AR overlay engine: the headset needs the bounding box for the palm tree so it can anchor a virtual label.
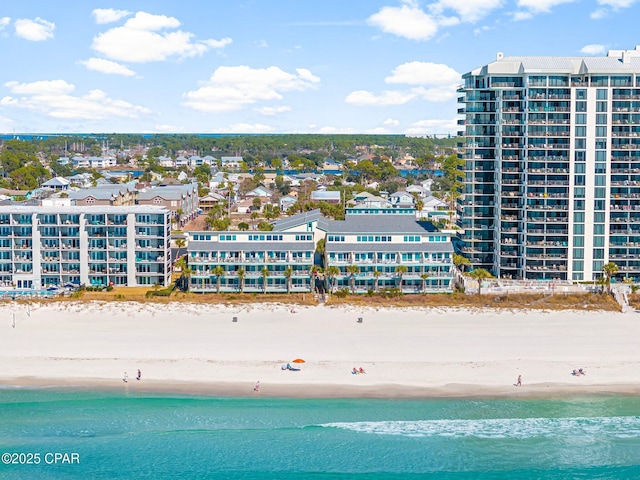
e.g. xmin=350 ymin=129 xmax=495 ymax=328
xmin=420 ymin=273 xmax=430 ymax=293
xmin=468 ymin=268 xmax=493 ymax=297
xmin=238 ymin=222 xmax=249 ymax=231
xmin=175 ymin=238 xmax=185 ymax=249
xmin=261 ymin=266 xmax=270 ymax=293
xmin=212 ymin=265 xmax=225 ymax=293
xmin=326 ymin=265 xmax=340 ymax=293
xmin=373 ymin=269 xmax=382 ymax=292
xmin=284 ymin=266 xmax=293 ymax=293
xmin=250 ymin=211 xmax=259 ymax=228
xmin=452 ymin=253 xmax=472 ymax=273
xmin=395 ymin=265 xmax=408 ymax=291
xmin=237 ymin=268 xmax=245 ymax=293
xmin=346 ymin=264 xmax=360 ymax=293
xmin=311 ymin=265 xmax=323 ymax=293
xmin=602 ymin=262 xmax=619 ymax=294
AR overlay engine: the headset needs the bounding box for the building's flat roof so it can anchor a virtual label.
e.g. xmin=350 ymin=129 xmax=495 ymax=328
xmin=319 ymin=215 xmax=438 ymax=234
xmin=326 ymin=242 xmax=453 ymax=253
xmin=271 ymin=209 xmax=322 ymax=231
xmin=0 ymin=205 xmax=169 ymax=214
xmin=189 ymin=241 xmax=314 ymax=252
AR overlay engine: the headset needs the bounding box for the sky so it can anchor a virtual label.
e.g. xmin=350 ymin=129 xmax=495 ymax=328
xmin=1 ymin=0 xmax=640 ymax=136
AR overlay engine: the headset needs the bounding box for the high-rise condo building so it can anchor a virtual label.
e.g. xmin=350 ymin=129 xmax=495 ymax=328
xmin=457 ymin=47 xmax=640 ymax=281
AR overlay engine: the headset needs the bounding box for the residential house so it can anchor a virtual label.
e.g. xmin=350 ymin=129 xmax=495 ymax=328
xmin=69 ymin=184 xmax=137 ymax=207
xmin=41 ymin=177 xmax=71 ymax=191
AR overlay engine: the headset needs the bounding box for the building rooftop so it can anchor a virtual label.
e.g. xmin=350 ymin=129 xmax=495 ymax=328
xmin=271 ymin=209 xmax=323 ymax=231
xmin=319 ymin=214 xmax=438 ymax=234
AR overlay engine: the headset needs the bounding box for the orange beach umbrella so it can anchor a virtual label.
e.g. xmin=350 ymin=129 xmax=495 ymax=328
xmin=292 ymin=358 xmax=305 ymax=363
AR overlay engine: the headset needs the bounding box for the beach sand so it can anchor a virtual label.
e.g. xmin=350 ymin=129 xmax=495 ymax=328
xmin=1 ymin=301 xmax=639 ymax=398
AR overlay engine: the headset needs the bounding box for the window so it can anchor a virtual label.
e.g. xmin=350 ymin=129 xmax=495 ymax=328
xmin=595 ymin=163 xmax=606 ymax=174
xmin=575 ymin=126 xmax=586 ymax=137
xmin=595 ymin=176 xmax=606 ymax=186
xmin=573 ymin=248 xmax=584 ymax=259
xmin=575 ymin=163 xmax=585 ymax=174
xmin=596 ymin=114 xmax=607 ymax=125
xmin=595 ymin=126 xmax=607 ymax=137
xmin=596 ymin=89 xmax=608 ymax=100
xmin=220 ymin=234 xmax=236 ymax=241
xmin=575 ymin=89 xmax=587 ymax=100
xmin=595 ymin=139 xmax=607 ymax=149
xmin=594 ymin=224 xmax=605 ymax=235
xmin=153 ymin=197 xmax=162 ymax=204
xmin=574 ymin=175 xmax=585 ymax=186
xmin=86 ymin=197 xmax=95 ymax=205
xmin=573 ymin=260 xmax=584 ymax=271
xmin=574 ymin=212 xmax=585 ymax=222
xmin=595 ymin=151 xmax=606 ymax=161
xmin=594 ymin=200 xmax=605 ymax=210
xmin=593 ymin=260 xmax=604 ymax=271
xmin=327 ymin=235 xmax=344 ymax=242
xmin=575 ymin=139 xmax=586 ymax=149
xmin=574 ymin=200 xmax=585 ymax=210
xmin=575 ymin=101 xmax=587 ymax=112
xmin=596 ymin=101 xmax=608 ymax=112
xmin=594 ymin=237 xmax=605 ymax=247
xmin=594 ymin=212 xmax=605 ymax=223
xmin=575 ymin=114 xmax=586 ymax=124
xmin=575 ymin=151 xmax=586 ymax=162
xmin=574 ymin=236 xmax=584 ymax=247
xmin=593 ymin=248 xmax=605 ymax=259
xmin=574 ymin=187 xmax=585 ymax=198
xmin=573 ymin=224 xmax=585 ymax=234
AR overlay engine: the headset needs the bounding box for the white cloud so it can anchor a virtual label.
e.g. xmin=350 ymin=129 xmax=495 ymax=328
xmin=383 ymin=118 xmax=400 ymax=126
xmin=580 ymin=44 xmax=606 ymax=55
xmin=154 ymin=124 xmax=185 ymax=133
xmin=14 ymin=17 xmax=55 ymax=41
xmin=1 ymin=79 xmax=150 ymax=120
xmin=429 ymin=0 xmax=505 ymax=23
xmin=183 ymin=65 xmax=320 ymax=113
xmin=0 ymin=17 xmax=10 ymax=29
xmin=591 ymin=0 xmax=638 ymax=18
xmin=590 ymin=8 xmax=608 ymax=18
xmin=405 ymin=118 xmax=458 ymax=135
xmin=254 ymin=39 xmax=268 ymax=48
xmin=516 ymin=0 xmax=576 ymax=12
xmin=4 ymin=80 xmax=73 ymax=95
xmin=347 ymin=61 xmax=459 ymax=107
xmin=225 ymin=123 xmax=276 ymax=133
xmin=92 ymin=11 xmax=232 ymax=63
xmin=255 ymin=105 xmax=292 ymax=115
xmin=0 ymin=115 xmax=15 ymax=133
xmin=473 ymin=25 xmax=491 ymax=35
xmin=345 ymin=89 xmax=418 ymax=106
xmin=513 ymin=0 xmax=576 ymax=20
xmin=598 ymin=0 xmax=638 ymax=7
xmin=78 ymin=58 xmax=136 ymax=76
xmin=317 ymin=126 xmax=358 ymax=134
xmin=92 ymin=8 xmax=131 ymax=24
xmin=367 ymin=2 xmax=439 ymax=41
xmin=385 ymin=61 xmax=460 ymax=86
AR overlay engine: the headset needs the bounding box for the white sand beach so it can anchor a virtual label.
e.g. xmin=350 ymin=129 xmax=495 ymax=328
xmin=0 ymin=301 xmax=639 ymax=398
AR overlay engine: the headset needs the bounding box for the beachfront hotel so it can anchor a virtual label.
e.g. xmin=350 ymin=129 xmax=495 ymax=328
xmin=0 ymin=206 xmax=171 ymax=291
xmin=457 ymin=47 xmax=640 ymax=281
xmin=187 ymin=210 xmax=455 ymax=293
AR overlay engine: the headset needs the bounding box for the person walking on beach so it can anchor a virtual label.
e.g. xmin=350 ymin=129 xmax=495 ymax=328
xmin=254 ymin=381 xmax=260 ymax=392
xmin=123 ymin=372 xmax=128 ymax=383
xmin=515 ymin=374 xmax=522 ymax=387
xmin=136 ymin=369 xmax=141 ymax=381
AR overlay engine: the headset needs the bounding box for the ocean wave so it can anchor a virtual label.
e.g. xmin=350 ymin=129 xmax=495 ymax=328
xmin=319 ymin=416 xmax=640 ymax=439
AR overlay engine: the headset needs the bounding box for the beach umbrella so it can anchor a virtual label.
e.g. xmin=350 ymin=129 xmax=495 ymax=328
xmin=292 ymin=359 xmax=305 ymax=364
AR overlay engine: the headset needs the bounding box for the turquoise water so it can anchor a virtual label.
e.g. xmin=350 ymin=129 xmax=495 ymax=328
xmin=1 ymin=389 xmax=640 ymax=479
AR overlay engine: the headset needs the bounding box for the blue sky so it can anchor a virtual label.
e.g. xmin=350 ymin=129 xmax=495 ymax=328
xmin=0 ymin=0 xmax=639 ymax=135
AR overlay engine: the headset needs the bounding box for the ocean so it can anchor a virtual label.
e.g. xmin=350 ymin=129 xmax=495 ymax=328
xmin=1 ymin=389 xmax=639 ymax=479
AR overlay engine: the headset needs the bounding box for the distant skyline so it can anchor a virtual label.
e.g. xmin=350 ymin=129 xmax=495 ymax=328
xmin=1 ymin=1 xmax=639 ymax=135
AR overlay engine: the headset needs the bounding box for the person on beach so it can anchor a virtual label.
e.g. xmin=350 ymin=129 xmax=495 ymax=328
xmin=137 ymin=369 xmax=141 ymax=381
xmin=515 ymin=374 xmax=521 ymax=386
xmin=352 ymin=367 xmax=358 ymax=375
xmin=254 ymin=381 xmax=260 ymax=392
xmin=359 ymin=367 xmax=366 ymax=374
xmin=123 ymin=372 xmax=128 ymax=383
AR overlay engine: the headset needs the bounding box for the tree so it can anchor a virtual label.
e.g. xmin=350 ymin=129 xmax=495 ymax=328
xmin=261 ymin=266 xmax=270 ymax=293
xmin=250 ymin=211 xmax=260 ymax=227
xmin=284 ymin=266 xmax=293 ymax=293
xmin=395 ymin=265 xmax=408 ymax=291
xmin=602 ymin=262 xmax=619 ymax=294
xmin=315 ymin=238 xmax=325 ymax=255
xmin=468 ymin=268 xmax=493 ymax=297
xmin=212 ymin=265 xmax=225 ymax=293
xmin=238 ymin=222 xmax=250 ymax=231
xmin=346 ymin=264 xmax=360 ymax=293
xmin=257 ymin=221 xmax=274 ymax=231
xmin=373 ymin=269 xmax=382 ymax=292
xmin=237 ymin=268 xmax=245 ymax=293
xmin=252 ymin=197 xmax=262 ymax=210
xmin=452 ymin=253 xmax=471 ymax=273
xmin=420 ymin=273 xmax=430 ymax=293
xmin=326 ymin=265 xmax=340 ymax=293
xmin=175 ymin=238 xmax=185 ymax=249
